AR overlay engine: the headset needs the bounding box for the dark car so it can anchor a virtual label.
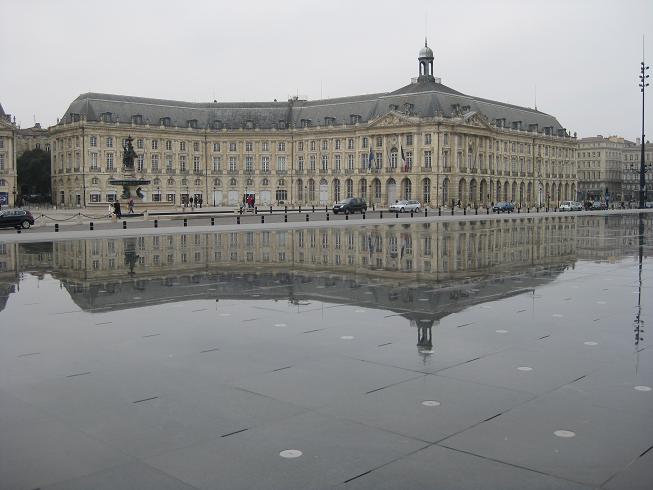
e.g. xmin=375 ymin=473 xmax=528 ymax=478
xmin=492 ymin=201 xmax=514 ymax=213
xmin=332 ymin=197 xmax=367 ymax=214
xmin=0 ymin=209 xmax=35 ymax=229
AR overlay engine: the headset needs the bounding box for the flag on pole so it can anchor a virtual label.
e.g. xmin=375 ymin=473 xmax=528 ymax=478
xmin=400 ymin=143 xmax=407 ymax=172
xmin=368 ymin=147 xmax=374 ymax=171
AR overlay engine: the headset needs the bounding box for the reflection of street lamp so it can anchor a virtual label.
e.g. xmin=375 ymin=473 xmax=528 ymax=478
xmin=304 ymin=185 xmax=307 ymax=205
xmin=156 ymin=186 xmax=160 ymax=203
xmin=638 ymin=55 xmax=650 ymax=208
xmin=212 ymin=185 xmax=216 ymax=206
xmin=12 ymin=187 xmax=16 ymax=208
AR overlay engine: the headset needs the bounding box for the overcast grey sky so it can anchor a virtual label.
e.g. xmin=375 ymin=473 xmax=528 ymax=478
xmin=1 ymin=0 xmax=651 ymax=140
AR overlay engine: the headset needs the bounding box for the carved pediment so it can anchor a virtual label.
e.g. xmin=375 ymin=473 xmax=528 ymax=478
xmin=462 ymin=111 xmax=492 ymax=129
xmin=368 ymin=111 xmax=419 ymax=128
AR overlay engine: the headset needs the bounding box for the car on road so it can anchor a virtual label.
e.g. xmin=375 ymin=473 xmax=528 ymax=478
xmin=332 ymin=197 xmax=367 ymax=214
xmin=590 ymin=201 xmax=607 ymax=210
xmin=0 ymin=209 xmax=35 ymax=229
xmin=389 ymin=199 xmax=422 ymax=213
xmin=492 ymin=201 xmax=514 ymax=213
xmin=559 ymin=201 xmax=583 ymax=211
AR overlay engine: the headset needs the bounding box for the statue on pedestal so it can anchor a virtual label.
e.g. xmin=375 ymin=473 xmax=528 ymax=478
xmin=122 ymin=135 xmax=137 ymax=173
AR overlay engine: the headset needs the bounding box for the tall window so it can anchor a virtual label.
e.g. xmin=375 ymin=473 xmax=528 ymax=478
xmin=347 ymin=138 xmax=354 ymax=150
xmin=261 ymin=156 xmax=270 ymax=172
xmin=424 ymin=150 xmax=432 ymax=168
xmin=166 ymin=140 xmax=172 ymax=151
xmin=106 ymin=153 xmax=114 ymax=170
xmin=309 ymin=155 xmax=316 ymax=170
xmin=212 ymin=156 xmax=221 ymax=171
xmin=90 ymin=153 xmax=98 ymax=169
xmin=245 ymin=141 xmax=253 ymax=152
xmin=229 ymin=156 xmax=237 ymax=171
xmin=334 ymin=154 xmax=341 ymax=170
xmin=347 ymin=154 xmax=354 ymax=170
xmin=137 ymin=154 xmax=144 ymax=172
xmin=180 ymin=155 xmax=187 ymax=171
xmin=245 ymin=156 xmax=253 ymax=171
xmin=213 ymin=142 xmax=220 ymax=152
xmin=151 ymin=154 xmax=159 ymax=171
xmin=193 ymin=156 xmax=201 ymax=172
xmin=180 ymin=141 xmax=186 ymax=151
xmin=106 ymin=136 xmax=113 ymax=148
xmin=321 ymin=155 xmax=328 ymax=171
xmin=278 ymin=142 xmax=286 ymax=151
xmin=229 ymin=142 xmax=237 ymax=152
xmin=193 ymin=142 xmax=200 ymax=152
xmin=424 ymin=133 xmax=432 ymax=145
xmin=151 ymin=139 xmax=158 ymax=150
xmin=276 ymin=156 xmax=286 ymax=171
xmin=90 ymin=136 xmax=97 ymax=147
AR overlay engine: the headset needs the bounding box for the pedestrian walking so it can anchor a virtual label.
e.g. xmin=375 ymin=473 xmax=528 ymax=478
xmin=128 ymin=198 xmax=134 ymax=214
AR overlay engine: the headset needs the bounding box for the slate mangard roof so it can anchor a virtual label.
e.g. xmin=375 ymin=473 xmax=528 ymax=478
xmin=58 ymin=72 xmax=565 ymax=134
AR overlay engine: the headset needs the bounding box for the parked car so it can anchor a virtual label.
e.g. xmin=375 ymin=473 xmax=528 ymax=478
xmin=0 ymin=209 xmax=35 ymax=229
xmin=492 ymin=201 xmax=514 ymax=213
xmin=389 ymin=199 xmax=421 ymax=213
xmin=591 ymin=201 xmax=607 ymax=210
xmin=332 ymin=197 xmax=367 ymax=214
xmin=559 ymin=201 xmax=583 ymax=211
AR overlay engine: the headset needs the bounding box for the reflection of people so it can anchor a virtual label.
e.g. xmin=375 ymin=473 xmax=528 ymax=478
xmin=128 ymin=198 xmax=134 ymax=214
xmin=114 ymin=201 xmax=122 ymax=218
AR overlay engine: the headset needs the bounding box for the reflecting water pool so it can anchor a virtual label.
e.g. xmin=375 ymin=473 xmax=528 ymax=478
xmin=1 ymin=213 xmax=652 ymax=489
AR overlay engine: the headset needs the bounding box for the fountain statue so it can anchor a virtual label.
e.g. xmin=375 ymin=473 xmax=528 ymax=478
xmin=108 ymin=135 xmax=150 ymax=199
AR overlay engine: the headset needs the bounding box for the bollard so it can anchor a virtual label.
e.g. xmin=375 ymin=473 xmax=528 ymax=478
xmin=451 ymin=207 xmax=454 ymax=216
xmin=380 ymin=211 xmax=383 ymax=219
xmin=284 ymin=205 xmax=287 ymax=213
xmin=396 ymin=212 xmax=399 ymax=218
xmin=17 ymin=228 xmax=21 ymax=234
xmin=410 ymin=211 xmax=414 ymax=218
xmin=425 ymin=208 xmax=428 ymax=217
xmin=325 ymin=205 xmax=328 ymax=213
xmin=363 ymin=212 xmax=366 ymax=220
xmin=284 ymin=214 xmax=288 ymax=222
xmin=518 ymin=206 xmax=520 ymax=214
xmin=183 ymin=218 xmax=187 ymax=227
xmin=55 ymin=223 xmax=59 ymax=232
xmin=123 ymin=221 xmax=127 ymax=229
xmin=326 ymin=213 xmax=330 ymax=221
xmin=255 ymin=206 xmax=258 ymax=214
xmin=237 ymin=216 xmax=241 ymax=224
xmin=211 ymin=217 xmax=215 ymax=226
xmin=154 ymin=219 xmax=158 ymax=228
xmin=298 ymin=205 xmax=302 ymax=213
xmin=487 ymin=206 xmax=490 ymax=215
xmin=90 ymin=222 xmax=94 ymax=230
xmin=261 ymin=215 xmax=265 ymax=223
xmin=475 ymin=207 xmax=478 ymax=215
xmin=346 ymin=214 xmax=349 ymax=221
xmin=463 ymin=207 xmax=467 ymax=215
xmin=312 ymin=205 xmax=315 ymax=213
xmin=305 ymin=214 xmax=309 ymax=222
xmin=527 ymin=207 xmax=530 ymax=213
xmin=438 ymin=207 xmax=441 ymax=216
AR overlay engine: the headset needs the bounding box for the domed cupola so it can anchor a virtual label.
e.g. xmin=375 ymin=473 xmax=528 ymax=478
xmin=418 ymin=38 xmax=435 ymax=82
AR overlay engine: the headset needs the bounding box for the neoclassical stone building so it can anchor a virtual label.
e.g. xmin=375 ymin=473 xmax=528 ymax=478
xmin=0 ymin=103 xmax=18 ymax=207
xmin=50 ymin=43 xmax=577 ymax=208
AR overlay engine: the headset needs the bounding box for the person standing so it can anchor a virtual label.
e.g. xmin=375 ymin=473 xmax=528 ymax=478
xmin=114 ymin=201 xmax=122 ymax=218
xmin=128 ymin=198 xmax=134 ymax=214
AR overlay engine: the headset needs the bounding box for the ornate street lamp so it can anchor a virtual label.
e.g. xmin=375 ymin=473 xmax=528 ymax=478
xmin=639 ymin=53 xmax=650 ymax=208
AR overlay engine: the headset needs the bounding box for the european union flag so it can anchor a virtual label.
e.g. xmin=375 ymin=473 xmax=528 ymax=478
xmin=368 ymin=147 xmax=374 ymax=171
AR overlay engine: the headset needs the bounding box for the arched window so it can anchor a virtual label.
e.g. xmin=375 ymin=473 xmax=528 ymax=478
xmin=0 ymin=179 xmax=6 ymax=186
xmin=230 ymin=178 xmax=237 ymax=186
xmin=359 ymin=178 xmax=367 ymax=199
xmin=213 ymin=178 xmax=221 ymax=186
xmin=390 ymin=148 xmax=398 ymax=168
xmin=402 ymin=178 xmax=412 ymax=200
xmin=262 ymin=178 xmax=269 ymax=186
xmin=345 ymin=178 xmax=353 ymax=198
xmin=195 ymin=178 xmax=201 ymax=185
xmin=153 ymin=178 xmax=161 ymax=185
xmin=181 ymin=178 xmax=188 ymax=186
xmin=167 ymin=178 xmax=174 ymax=185
xmin=422 ymin=178 xmax=431 ymax=204
xmin=308 ymin=179 xmax=315 ymax=201
xmin=333 ymin=179 xmax=341 ymax=202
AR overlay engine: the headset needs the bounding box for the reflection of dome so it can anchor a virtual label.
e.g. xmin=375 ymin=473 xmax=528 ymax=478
xmin=419 ymin=43 xmax=433 ymax=59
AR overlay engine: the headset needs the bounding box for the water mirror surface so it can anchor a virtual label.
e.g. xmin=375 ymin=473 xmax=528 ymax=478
xmin=1 ymin=213 xmax=652 ymax=490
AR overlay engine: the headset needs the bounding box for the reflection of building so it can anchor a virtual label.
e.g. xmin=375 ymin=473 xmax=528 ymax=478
xmin=49 ymin=43 xmax=576 ymax=209
xmin=575 ymin=214 xmax=653 ymax=262
xmin=1 ymin=217 xmax=577 ymax=319
xmin=0 ymin=103 xmax=18 ymax=207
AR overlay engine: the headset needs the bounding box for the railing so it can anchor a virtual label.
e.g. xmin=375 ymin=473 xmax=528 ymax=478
xmin=276 ymin=170 xmax=288 ymax=175
xmin=193 ymin=170 xmax=203 ymax=175
xmin=210 ymin=169 xmax=222 ymax=175
xmin=166 ymin=169 xmax=176 ymax=174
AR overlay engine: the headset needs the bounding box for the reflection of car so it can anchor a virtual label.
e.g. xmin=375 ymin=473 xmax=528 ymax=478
xmin=389 ymin=199 xmax=421 ymax=212
xmin=559 ymin=201 xmax=583 ymax=211
xmin=492 ymin=201 xmax=514 ymax=213
xmin=0 ymin=209 xmax=35 ymax=229
xmin=646 ymin=201 xmax=653 ymax=208
xmin=332 ymin=197 xmax=367 ymax=214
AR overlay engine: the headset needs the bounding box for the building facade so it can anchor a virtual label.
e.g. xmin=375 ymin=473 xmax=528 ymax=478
xmin=16 ymin=123 xmax=50 ymax=157
xmin=576 ymin=135 xmax=625 ymax=202
xmin=622 ymin=139 xmax=653 ymax=202
xmin=0 ymin=103 xmax=18 ymax=207
xmin=50 ymin=44 xmax=577 ymax=209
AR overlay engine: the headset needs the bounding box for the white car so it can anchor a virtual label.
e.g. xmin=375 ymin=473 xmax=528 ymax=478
xmin=389 ymin=199 xmax=421 ymax=212
xmin=559 ymin=201 xmax=583 ymax=211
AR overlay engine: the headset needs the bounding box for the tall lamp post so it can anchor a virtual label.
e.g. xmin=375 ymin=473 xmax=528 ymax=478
xmin=639 ymin=53 xmax=650 ymax=208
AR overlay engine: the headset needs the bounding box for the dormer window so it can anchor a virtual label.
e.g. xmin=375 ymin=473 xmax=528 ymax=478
xmin=461 ymin=105 xmax=470 ymax=113
xmin=301 ymin=119 xmax=311 ymax=128
xmin=101 ymin=112 xmax=112 ymax=123
xmin=389 ymin=104 xmax=399 ymax=111
xmin=404 ymin=103 xmax=414 ymax=113
xmin=212 ymin=120 xmax=223 ymax=130
xmin=495 ymin=118 xmax=506 ymax=128
xmin=350 ymin=114 xmax=361 ymax=125
xmin=512 ymin=121 xmax=522 ymax=130
xmin=160 ymin=117 xmax=171 ymax=127
xmin=187 ymin=119 xmax=198 ymax=129
xmin=245 ymin=120 xmax=254 ymax=129
xmin=528 ymin=123 xmax=538 ymax=132
xmin=324 ymin=117 xmax=336 ymax=126
xmin=70 ymin=113 xmax=81 ymax=122
xmin=543 ymin=126 xmax=553 ymax=136
xmin=131 ymin=114 xmax=143 ymax=125
xmin=277 ymin=120 xmax=286 ymax=129
xmin=451 ymin=104 xmax=460 ymax=113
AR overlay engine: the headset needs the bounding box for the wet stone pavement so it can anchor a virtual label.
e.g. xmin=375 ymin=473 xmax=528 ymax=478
xmin=0 ymin=212 xmax=652 ymax=489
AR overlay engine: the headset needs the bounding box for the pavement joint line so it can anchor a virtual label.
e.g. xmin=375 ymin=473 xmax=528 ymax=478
xmin=17 ymin=352 xmax=40 ymax=357
xmin=377 ymin=342 xmax=393 ymax=347
xmin=221 ymin=428 xmax=249 ymax=438
xmin=200 ymin=348 xmax=219 ymax=353
xmin=142 ymin=333 xmax=161 ymax=338
xmin=95 ymin=321 xmax=113 ymax=325
xmin=66 ymin=371 xmax=91 ymax=378
xmin=132 ymin=396 xmax=159 ymax=404
xmin=270 ymin=365 xmax=293 ymax=373
xmin=303 ymin=328 xmax=325 ymax=333
xmin=241 ymin=318 xmax=260 ymax=322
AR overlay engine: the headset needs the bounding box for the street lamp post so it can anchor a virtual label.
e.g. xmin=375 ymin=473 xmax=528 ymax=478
xmin=639 ymin=53 xmax=650 ymax=208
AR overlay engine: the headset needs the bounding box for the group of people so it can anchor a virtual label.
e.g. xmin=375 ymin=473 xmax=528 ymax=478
xmin=185 ymin=197 xmax=203 ymax=208
xmin=109 ymin=198 xmax=135 ymax=218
